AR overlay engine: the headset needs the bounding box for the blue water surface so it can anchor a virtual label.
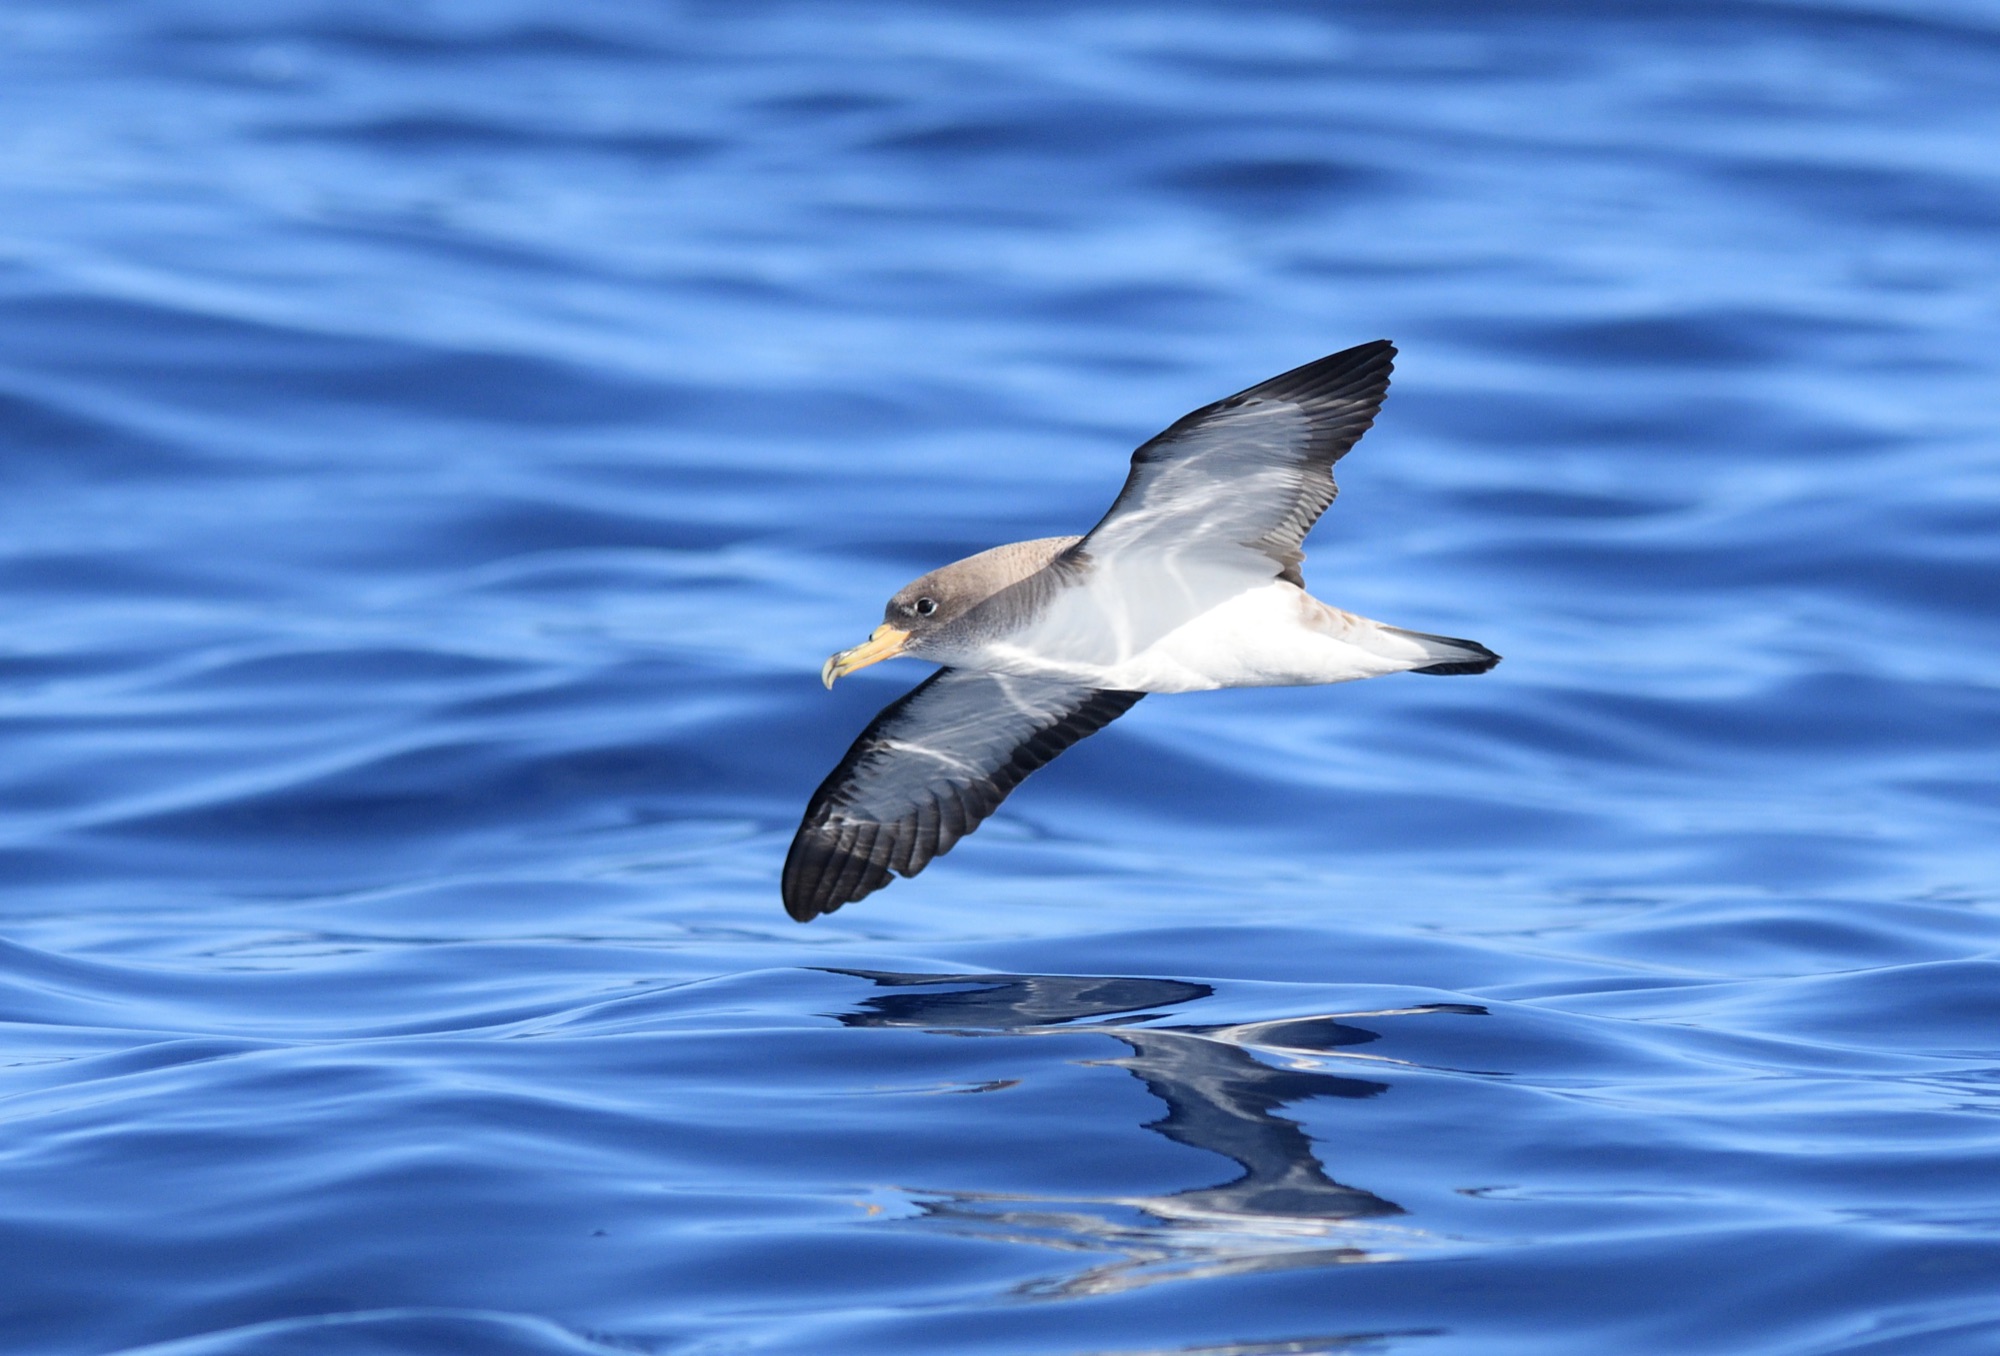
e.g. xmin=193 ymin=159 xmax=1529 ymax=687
xmin=3 ymin=3 xmax=1999 ymax=1353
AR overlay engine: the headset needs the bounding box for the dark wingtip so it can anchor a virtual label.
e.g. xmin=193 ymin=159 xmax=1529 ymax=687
xmin=780 ymin=856 xmax=825 ymax=923
xmin=782 ymin=832 xmax=887 ymax=922
xmin=780 ymin=681 xmax=1144 ymax=923
xmin=780 ymin=832 xmax=845 ymax=922
xmin=1244 ymin=338 xmax=1395 ymax=406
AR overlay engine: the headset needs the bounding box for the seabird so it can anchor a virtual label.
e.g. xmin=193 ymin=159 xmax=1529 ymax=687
xmin=784 ymin=340 xmax=1496 ymax=921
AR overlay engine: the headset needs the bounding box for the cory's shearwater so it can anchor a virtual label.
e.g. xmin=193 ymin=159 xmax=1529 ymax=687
xmin=784 ymin=340 xmax=1496 ymax=921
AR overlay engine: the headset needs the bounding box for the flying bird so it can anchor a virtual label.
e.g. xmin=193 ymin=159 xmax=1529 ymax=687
xmin=784 ymin=340 xmax=1495 ymax=921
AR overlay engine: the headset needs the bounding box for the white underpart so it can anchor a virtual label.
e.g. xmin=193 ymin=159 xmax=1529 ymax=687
xmin=974 ymin=579 xmax=1465 ymax=694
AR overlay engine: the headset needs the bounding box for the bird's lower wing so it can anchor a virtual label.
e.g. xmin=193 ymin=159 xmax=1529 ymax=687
xmin=783 ymin=669 xmax=1144 ymax=921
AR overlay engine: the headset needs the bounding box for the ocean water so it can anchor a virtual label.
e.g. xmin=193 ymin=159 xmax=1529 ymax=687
xmin=3 ymin=2 xmax=1999 ymax=1353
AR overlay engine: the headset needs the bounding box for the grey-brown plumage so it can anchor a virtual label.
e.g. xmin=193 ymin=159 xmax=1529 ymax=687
xmin=785 ymin=340 xmax=1498 ymax=922
xmin=1083 ymin=337 xmax=1394 ymax=590
xmin=783 ymin=671 xmax=1141 ymax=921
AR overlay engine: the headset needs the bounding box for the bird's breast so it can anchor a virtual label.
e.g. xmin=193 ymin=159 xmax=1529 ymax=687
xmin=961 ymin=581 xmax=1414 ymax=694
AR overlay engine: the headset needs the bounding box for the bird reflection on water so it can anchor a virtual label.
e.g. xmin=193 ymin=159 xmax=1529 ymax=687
xmin=828 ymin=969 xmax=1485 ymax=1297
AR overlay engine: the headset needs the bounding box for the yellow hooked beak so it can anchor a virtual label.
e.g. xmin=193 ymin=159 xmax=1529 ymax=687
xmin=820 ymin=624 xmax=911 ymax=689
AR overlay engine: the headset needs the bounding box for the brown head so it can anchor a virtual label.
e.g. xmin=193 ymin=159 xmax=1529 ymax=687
xmin=820 ymin=536 xmax=1080 ymax=687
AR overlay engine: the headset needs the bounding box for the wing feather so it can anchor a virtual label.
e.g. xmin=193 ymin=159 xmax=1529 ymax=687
xmin=783 ymin=669 xmax=1143 ymax=921
xmin=1073 ymin=339 xmax=1394 ymax=589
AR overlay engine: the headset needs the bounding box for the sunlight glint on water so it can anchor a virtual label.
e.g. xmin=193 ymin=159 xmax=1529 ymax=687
xmin=1 ymin=4 xmax=1999 ymax=1355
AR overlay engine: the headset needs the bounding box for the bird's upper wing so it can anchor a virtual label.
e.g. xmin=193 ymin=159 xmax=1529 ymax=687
xmin=783 ymin=668 xmax=1143 ymax=921
xmin=1074 ymin=339 xmax=1394 ymax=591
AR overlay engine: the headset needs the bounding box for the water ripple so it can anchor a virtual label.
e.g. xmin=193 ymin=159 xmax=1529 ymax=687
xmin=2 ymin=1 xmax=1999 ymax=1353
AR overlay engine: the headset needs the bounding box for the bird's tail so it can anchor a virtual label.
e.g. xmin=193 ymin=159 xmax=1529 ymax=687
xmin=1381 ymin=625 xmax=1501 ymax=675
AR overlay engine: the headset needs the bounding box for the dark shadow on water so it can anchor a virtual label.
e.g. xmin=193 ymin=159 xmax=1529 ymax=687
xmin=827 ymin=970 xmax=1486 ymax=1297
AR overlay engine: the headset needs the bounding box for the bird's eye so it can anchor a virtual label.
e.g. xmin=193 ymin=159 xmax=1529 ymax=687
xmin=914 ymin=597 xmax=938 ymax=617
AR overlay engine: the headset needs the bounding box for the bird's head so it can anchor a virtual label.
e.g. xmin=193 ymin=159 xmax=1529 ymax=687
xmin=819 ymin=566 xmax=981 ymax=688
xmin=818 ymin=537 xmax=1081 ymax=689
